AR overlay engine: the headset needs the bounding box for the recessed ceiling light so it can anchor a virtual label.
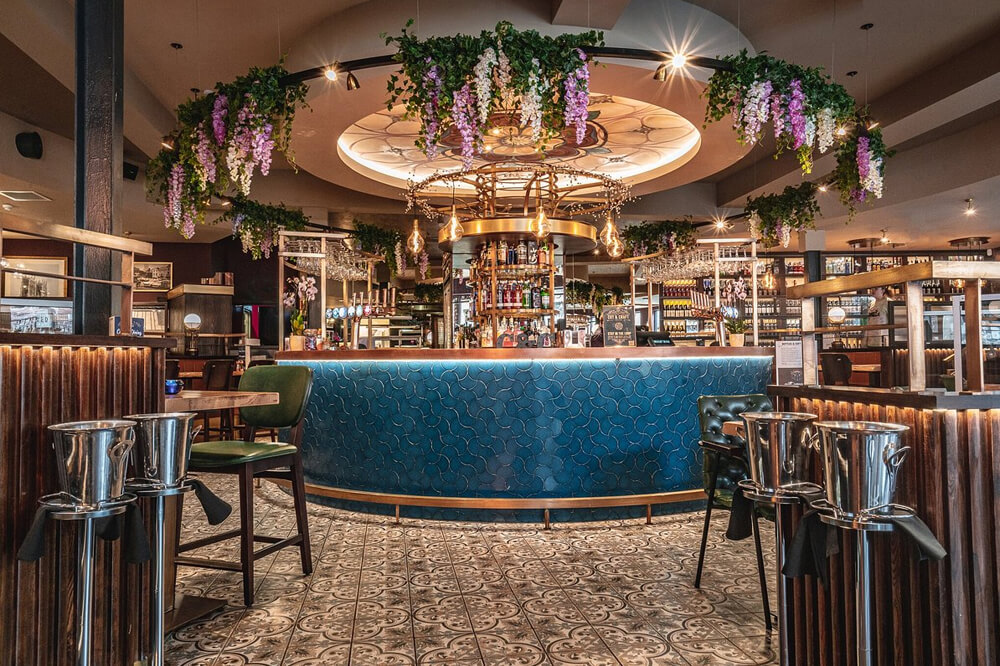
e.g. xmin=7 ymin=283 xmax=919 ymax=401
xmin=170 ymin=42 xmax=183 ymax=50
xmin=2 ymin=203 xmax=14 ymax=211
xmin=0 ymin=190 xmax=51 ymax=202
xmin=190 ymin=87 xmax=199 ymax=94
xmin=846 ymin=70 xmax=858 ymax=77
xmin=860 ymin=23 xmax=874 ymax=31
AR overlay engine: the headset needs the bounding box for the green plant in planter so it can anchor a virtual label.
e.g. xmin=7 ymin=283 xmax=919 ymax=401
xmin=725 ymin=318 xmax=748 ymax=334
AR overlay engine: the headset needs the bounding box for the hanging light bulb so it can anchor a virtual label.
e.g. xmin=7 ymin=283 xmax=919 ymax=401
xmin=599 ymin=213 xmax=618 ymax=247
xmin=607 ymin=237 xmax=625 ymax=258
xmin=761 ymin=266 xmax=777 ymax=290
xmin=534 ymin=208 xmax=551 ymax=239
xmin=407 ymin=218 xmax=425 ymax=255
xmin=445 ymin=206 xmax=464 ymax=243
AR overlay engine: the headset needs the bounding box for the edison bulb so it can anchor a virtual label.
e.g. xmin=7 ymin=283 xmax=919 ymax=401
xmin=445 ymin=207 xmax=464 ymax=243
xmin=607 ymin=237 xmax=625 ymax=258
xmin=534 ymin=209 xmax=551 ymax=239
xmin=599 ymin=214 xmax=618 ymax=247
xmin=407 ymin=218 xmax=425 ymax=255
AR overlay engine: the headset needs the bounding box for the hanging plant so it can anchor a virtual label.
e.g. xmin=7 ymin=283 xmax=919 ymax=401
xmin=620 ymin=220 xmax=697 ymax=258
xmin=414 ymin=282 xmax=444 ymax=302
xmin=348 ymin=221 xmax=404 ymax=277
xmin=146 ymin=61 xmax=309 ymax=240
xmin=744 ymin=182 xmax=821 ymax=247
xmin=216 ymin=196 xmax=308 ymax=260
xmin=703 ymin=50 xmax=855 ymax=174
xmin=829 ymin=125 xmax=892 ymax=217
xmin=383 ymin=20 xmax=603 ymax=168
xmin=565 ymin=279 xmax=618 ymax=313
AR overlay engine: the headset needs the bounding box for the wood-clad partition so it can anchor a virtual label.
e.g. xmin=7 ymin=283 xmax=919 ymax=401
xmin=0 ymin=334 xmax=169 ymax=665
xmin=771 ymin=387 xmax=999 ymax=666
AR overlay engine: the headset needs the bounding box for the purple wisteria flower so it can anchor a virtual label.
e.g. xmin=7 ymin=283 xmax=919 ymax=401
xmin=422 ymin=60 xmax=443 ymax=158
xmin=451 ymin=83 xmax=479 ymax=169
xmin=563 ymin=49 xmax=590 ymax=144
xmin=212 ymin=94 xmax=228 ymax=144
xmin=770 ymin=93 xmax=786 ymax=139
xmin=787 ymin=79 xmax=807 ymax=149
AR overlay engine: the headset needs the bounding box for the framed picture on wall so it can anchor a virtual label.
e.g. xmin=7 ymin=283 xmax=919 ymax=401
xmin=134 ymin=262 xmax=173 ymax=292
xmin=1 ymin=256 xmax=69 ymax=299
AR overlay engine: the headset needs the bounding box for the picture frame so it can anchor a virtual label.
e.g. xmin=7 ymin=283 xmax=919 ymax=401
xmin=134 ymin=261 xmax=173 ymax=292
xmin=1 ymin=256 xmax=69 ymax=299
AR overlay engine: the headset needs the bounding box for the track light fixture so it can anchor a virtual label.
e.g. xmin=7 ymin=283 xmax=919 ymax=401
xmin=346 ymin=72 xmax=360 ymax=90
xmin=324 ymin=67 xmax=339 ymax=82
xmin=653 ymin=63 xmax=668 ymax=81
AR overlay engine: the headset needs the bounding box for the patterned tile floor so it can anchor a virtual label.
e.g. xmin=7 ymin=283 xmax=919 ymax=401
xmin=168 ymin=476 xmax=778 ymax=665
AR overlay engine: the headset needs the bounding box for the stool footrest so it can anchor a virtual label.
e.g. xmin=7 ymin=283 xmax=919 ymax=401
xmin=176 ymin=534 xmax=304 ymax=569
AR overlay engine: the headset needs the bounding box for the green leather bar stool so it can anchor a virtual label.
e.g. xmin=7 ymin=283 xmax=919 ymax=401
xmin=177 ymin=365 xmax=314 ymax=606
xmin=694 ymin=393 xmax=774 ymax=631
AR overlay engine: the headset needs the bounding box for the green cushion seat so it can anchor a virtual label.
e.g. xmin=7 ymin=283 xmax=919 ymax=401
xmin=190 ymin=440 xmax=298 ymax=467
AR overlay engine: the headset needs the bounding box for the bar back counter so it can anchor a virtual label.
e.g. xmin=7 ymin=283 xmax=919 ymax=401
xmin=0 ymin=333 xmax=170 ymax=666
xmin=277 ymin=347 xmax=773 ymax=522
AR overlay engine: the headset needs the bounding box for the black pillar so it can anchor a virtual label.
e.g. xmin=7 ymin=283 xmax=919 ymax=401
xmin=74 ymin=0 xmax=124 ymax=335
xmin=804 ymin=249 xmax=822 ymax=325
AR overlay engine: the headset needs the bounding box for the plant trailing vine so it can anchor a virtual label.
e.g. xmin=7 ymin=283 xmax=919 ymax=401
xmin=565 ymin=279 xmax=620 ymax=314
xmin=704 ymin=50 xmax=889 ymax=217
xmin=384 ymin=20 xmax=603 ymax=168
xmin=620 ymin=220 xmax=697 ymax=258
xmin=744 ymin=182 xmax=821 ymax=247
xmin=217 ymin=196 xmax=308 ymax=260
xmin=414 ymin=282 xmax=444 ymax=303
xmin=347 ymin=221 xmax=404 ymax=277
xmin=146 ymin=62 xmax=309 ymax=252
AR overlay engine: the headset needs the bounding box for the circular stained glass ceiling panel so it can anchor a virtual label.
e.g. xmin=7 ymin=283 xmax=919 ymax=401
xmin=337 ymin=93 xmax=701 ymax=188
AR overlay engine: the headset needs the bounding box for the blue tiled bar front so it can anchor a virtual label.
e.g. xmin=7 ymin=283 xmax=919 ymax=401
xmin=278 ymin=348 xmax=772 ymax=521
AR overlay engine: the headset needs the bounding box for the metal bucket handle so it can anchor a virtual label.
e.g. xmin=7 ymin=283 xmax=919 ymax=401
xmin=883 ymin=445 xmax=910 ymax=476
xmin=189 ymin=424 xmax=203 ymax=445
xmin=109 ymin=427 xmax=135 ymax=465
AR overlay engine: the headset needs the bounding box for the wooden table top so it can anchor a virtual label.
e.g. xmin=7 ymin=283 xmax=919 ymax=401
xmin=164 ymin=390 xmax=279 ymax=411
xmin=852 ymin=364 xmax=882 ymax=372
xmin=178 ymin=370 xmax=244 ymax=379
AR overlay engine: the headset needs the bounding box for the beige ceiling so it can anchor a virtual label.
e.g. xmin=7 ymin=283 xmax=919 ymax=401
xmin=0 ymin=0 xmax=997 ymax=251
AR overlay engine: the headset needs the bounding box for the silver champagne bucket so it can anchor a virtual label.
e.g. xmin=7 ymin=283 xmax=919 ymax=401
xmin=815 ymin=421 xmax=910 ymax=517
xmin=741 ymin=411 xmax=818 ymax=493
xmin=48 ymin=420 xmax=136 ymax=507
xmin=124 ymin=412 xmax=201 ymax=488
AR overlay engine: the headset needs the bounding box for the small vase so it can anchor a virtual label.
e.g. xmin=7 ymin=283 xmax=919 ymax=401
xmin=288 ymin=335 xmax=306 ymax=351
xmin=729 ymin=333 xmax=745 ymax=347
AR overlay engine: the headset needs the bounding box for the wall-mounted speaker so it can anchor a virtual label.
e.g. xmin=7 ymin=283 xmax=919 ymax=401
xmin=15 ymin=132 xmax=43 ymax=159
xmin=123 ymin=162 xmax=139 ymax=180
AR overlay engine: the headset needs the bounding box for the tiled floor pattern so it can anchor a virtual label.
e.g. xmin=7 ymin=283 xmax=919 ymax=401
xmin=168 ymin=476 xmax=778 ymax=665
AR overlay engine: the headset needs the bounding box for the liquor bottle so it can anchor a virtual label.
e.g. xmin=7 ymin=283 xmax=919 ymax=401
xmin=517 ymin=241 xmax=528 ymax=265
xmin=540 ymin=284 xmax=549 ymax=308
xmin=532 ymin=285 xmax=541 ymax=309
xmin=498 ymin=240 xmax=507 ymax=266
xmin=538 ymin=242 xmax=547 ymax=266
xmin=528 ymin=240 xmax=538 ymax=265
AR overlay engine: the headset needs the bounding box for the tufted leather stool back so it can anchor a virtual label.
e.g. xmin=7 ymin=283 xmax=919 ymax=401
xmin=697 ymin=394 xmax=773 ymax=498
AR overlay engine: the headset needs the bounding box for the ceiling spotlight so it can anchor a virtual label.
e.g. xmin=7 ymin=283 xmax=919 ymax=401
xmin=836 ymin=126 xmax=847 ymax=137
xmin=170 ymin=42 xmax=183 ymax=50
xmin=846 ymin=70 xmax=858 ymax=78
xmin=407 ymin=218 xmax=425 ymax=255
xmin=160 ymin=137 xmax=175 ymax=150
xmin=818 ymin=184 xmax=829 ymax=193
xmin=490 ymin=127 xmax=502 ymax=136
xmin=867 ymin=121 xmax=880 ymax=130
xmin=713 ymin=216 xmax=728 ymax=230
xmin=324 ymin=68 xmax=339 ymax=82
xmin=482 ymin=144 xmax=493 ymax=152
xmin=189 ymin=87 xmax=200 ymax=94
xmin=346 ymin=72 xmax=360 ymax=90
xmin=671 ymin=53 xmax=688 ymax=69
xmin=964 ymin=198 xmax=976 ymax=216
xmin=879 ymin=229 xmax=890 ymax=244
xmin=220 ymin=199 xmax=231 ymax=207
xmin=653 ymin=63 xmax=668 ymax=81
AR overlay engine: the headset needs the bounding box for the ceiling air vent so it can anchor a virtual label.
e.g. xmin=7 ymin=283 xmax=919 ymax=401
xmin=0 ymin=190 xmax=51 ymax=202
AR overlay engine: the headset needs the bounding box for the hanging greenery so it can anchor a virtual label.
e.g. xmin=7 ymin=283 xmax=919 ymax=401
xmin=620 ymin=220 xmax=698 ymax=258
xmin=384 ymin=20 xmax=603 ymax=168
xmin=744 ymin=182 xmax=821 ymax=247
xmin=564 ymin=279 xmax=620 ymax=313
xmin=146 ymin=62 xmax=309 ymax=249
xmin=216 ymin=196 xmax=308 ymax=260
xmin=348 ymin=221 xmax=404 ymax=277
xmin=829 ymin=125 xmax=892 ymax=216
xmin=414 ymin=282 xmax=444 ymax=302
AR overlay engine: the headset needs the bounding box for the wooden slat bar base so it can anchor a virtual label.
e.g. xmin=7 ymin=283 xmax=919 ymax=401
xmin=774 ymin=394 xmax=999 ymax=666
xmin=0 ymin=337 xmax=166 ymax=665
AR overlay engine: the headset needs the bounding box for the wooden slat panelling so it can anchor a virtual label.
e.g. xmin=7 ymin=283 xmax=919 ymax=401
xmin=0 ymin=340 xmax=165 ymax=665
xmin=776 ymin=395 xmax=1000 ymax=665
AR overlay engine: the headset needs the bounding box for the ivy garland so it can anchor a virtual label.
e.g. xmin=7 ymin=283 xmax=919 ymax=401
xmin=348 ymin=221 xmax=404 ymax=277
xmin=217 ymin=197 xmax=308 ymax=260
xmin=564 ymin=279 xmax=621 ymax=314
xmin=620 ymin=220 xmax=697 ymax=258
xmin=146 ymin=62 xmax=309 ymax=249
xmin=384 ymin=21 xmax=603 ymax=167
xmin=744 ymin=182 xmax=821 ymax=248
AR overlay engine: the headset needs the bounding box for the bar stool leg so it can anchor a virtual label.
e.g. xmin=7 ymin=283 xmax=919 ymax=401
xmin=750 ymin=510 xmax=773 ymax=633
xmin=774 ymin=504 xmax=791 ymax=666
xmin=76 ymin=519 xmax=95 ymax=666
xmin=694 ymin=453 xmax=721 ymax=588
xmin=856 ymin=531 xmax=872 ymax=666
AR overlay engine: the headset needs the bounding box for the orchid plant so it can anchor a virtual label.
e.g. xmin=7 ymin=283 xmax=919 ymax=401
xmin=384 ymin=21 xmax=603 ymax=168
xmin=283 ymin=276 xmax=318 ymax=336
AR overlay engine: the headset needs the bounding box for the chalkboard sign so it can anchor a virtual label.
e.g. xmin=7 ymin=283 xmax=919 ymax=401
xmin=603 ymin=306 xmax=636 ymax=347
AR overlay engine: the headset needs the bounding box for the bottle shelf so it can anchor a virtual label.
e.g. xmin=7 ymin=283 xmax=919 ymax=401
xmin=477 ymin=308 xmax=556 ymax=318
xmin=478 ymin=263 xmax=552 ymax=278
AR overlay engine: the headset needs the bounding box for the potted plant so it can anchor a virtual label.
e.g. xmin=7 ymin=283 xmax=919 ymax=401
xmin=283 ymin=276 xmax=317 ymax=350
xmin=725 ymin=318 xmax=749 ymax=347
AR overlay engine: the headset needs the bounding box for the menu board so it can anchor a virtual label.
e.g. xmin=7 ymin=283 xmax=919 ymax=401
xmin=603 ymin=306 xmax=636 ymax=347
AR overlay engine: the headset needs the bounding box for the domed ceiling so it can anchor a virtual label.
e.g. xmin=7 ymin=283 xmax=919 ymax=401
xmin=338 ymin=94 xmax=701 ymax=188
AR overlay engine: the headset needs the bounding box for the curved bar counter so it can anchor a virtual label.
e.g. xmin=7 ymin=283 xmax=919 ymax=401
xmin=277 ymin=347 xmax=773 ymax=522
